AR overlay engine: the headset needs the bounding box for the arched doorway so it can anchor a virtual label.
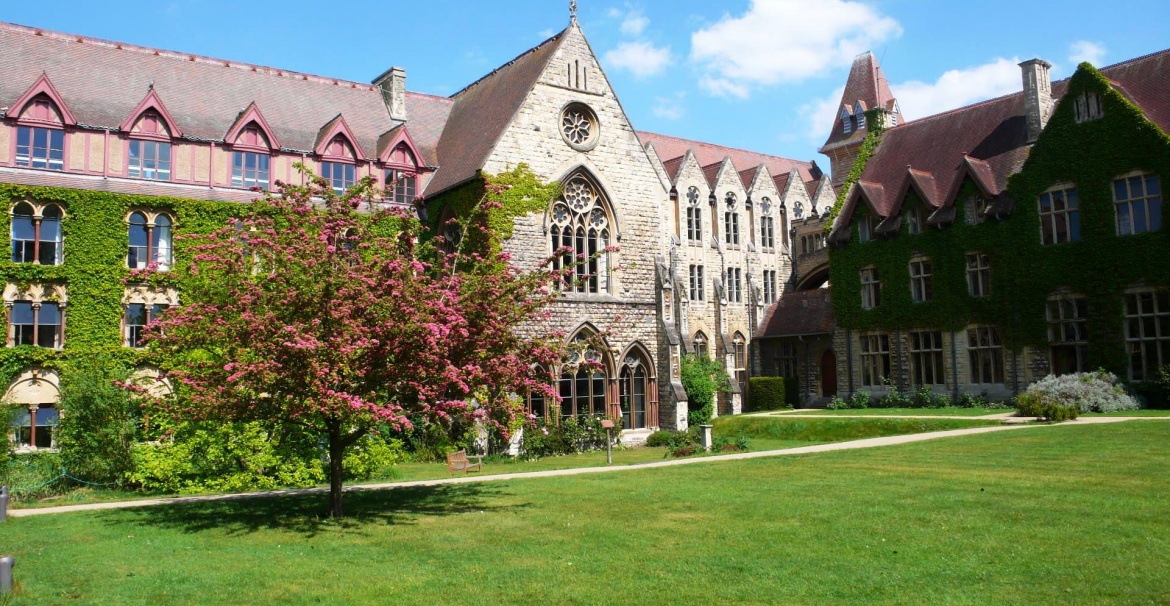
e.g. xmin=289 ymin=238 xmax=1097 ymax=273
xmin=820 ymin=350 xmax=838 ymax=398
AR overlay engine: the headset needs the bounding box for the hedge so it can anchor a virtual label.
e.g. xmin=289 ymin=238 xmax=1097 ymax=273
xmin=748 ymin=377 xmax=790 ymax=412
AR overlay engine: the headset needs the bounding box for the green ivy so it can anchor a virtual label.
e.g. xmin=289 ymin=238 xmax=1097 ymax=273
xmin=823 ymin=109 xmax=886 ymax=233
xmin=827 ymin=63 xmax=1170 ymax=378
xmin=0 ymin=183 xmax=240 ymax=388
xmin=426 ymin=164 xmax=562 ymax=249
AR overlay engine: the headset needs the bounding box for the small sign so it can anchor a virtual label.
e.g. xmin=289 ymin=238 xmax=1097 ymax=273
xmin=600 ymin=420 xmax=615 ymax=429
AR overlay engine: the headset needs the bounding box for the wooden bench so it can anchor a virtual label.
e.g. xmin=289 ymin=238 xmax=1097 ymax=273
xmin=447 ymin=450 xmax=484 ymax=476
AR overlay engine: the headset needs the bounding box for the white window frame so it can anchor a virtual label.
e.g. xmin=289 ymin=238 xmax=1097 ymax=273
xmin=909 ymin=257 xmax=933 ymax=303
xmin=860 ymin=267 xmax=881 ymax=310
xmin=966 ymin=253 xmax=991 ymax=298
xmin=1038 ymin=184 xmax=1081 ymax=245
xmin=1113 ymin=172 xmax=1162 ymax=236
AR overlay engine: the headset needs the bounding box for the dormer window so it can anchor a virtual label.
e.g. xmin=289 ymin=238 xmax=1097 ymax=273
xmin=906 ymin=207 xmax=922 ymax=234
xmin=320 ymin=136 xmax=357 ymax=195
xmin=842 ymin=112 xmax=853 ymax=135
xmin=127 ymin=111 xmax=172 ymax=181
xmin=228 ymin=107 xmax=277 ymax=191
xmin=855 ymin=103 xmax=867 ymax=130
xmin=1073 ymin=91 xmax=1103 ymax=123
xmin=965 ymin=195 xmax=988 ymax=225
xmin=858 ymin=213 xmax=876 ymax=242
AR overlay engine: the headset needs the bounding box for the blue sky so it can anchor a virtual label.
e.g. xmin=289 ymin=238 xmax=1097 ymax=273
xmin=4 ymin=1 xmax=1170 ymax=164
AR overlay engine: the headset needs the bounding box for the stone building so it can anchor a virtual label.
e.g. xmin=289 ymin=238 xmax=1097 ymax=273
xmin=0 ymin=10 xmax=828 ymax=448
xmin=757 ymin=47 xmax=1170 ymax=406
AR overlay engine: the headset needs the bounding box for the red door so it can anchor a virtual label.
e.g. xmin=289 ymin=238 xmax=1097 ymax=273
xmin=820 ymin=350 xmax=838 ymax=397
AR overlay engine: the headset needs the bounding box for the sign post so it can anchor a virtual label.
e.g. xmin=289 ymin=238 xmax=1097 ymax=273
xmin=600 ymin=420 xmax=615 ymax=465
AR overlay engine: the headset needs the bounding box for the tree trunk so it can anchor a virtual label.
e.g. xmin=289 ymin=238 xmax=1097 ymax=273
xmin=328 ymin=425 xmax=345 ymax=518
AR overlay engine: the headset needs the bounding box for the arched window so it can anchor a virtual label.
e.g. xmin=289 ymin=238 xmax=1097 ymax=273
xmin=619 ymin=354 xmax=649 ymax=430
xmin=693 ymin=331 xmax=709 ymax=357
xmin=685 ymin=186 xmax=703 ymax=244
xmin=321 ymin=136 xmax=357 ymax=194
xmin=759 ymin=197 xmax=775 ymax=250
xmin=10 ymin=202 xmax=63 ymax=266
xmin=550 ymin=174 xmax=612 ymax=294
xmin=127 ymin=211 xmax=173 ymax=271
xmin=558 ymin=332 xmax=609 ymax=420
xmin=724 ymin=193 xmax=740 ymax=246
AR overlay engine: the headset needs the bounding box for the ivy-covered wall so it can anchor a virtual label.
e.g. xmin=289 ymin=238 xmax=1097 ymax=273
xmin=0 ymin=183 xmax=240 ymax=389
xmin=827 ymin=63 xmax=1170 ymax=379
xmin=424 ymin=164 xmax=562 ymax=251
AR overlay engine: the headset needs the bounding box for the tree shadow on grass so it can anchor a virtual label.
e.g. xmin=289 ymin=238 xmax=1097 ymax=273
xmin=97 ymin=483 xmax=527 ymax=538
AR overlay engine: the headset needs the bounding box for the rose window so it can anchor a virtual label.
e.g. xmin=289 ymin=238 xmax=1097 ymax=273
xmin=560 ymin=103 xmax=600 ymax=151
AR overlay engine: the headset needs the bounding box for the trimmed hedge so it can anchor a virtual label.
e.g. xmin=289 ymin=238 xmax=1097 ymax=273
xmin=748 ymin=377 xmax=790 ymax=412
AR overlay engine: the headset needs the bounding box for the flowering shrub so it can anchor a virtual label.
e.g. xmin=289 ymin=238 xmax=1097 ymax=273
xmin=1022 ymin=371 xmax=1140 ymax=413
xmin=518 ymin=415 xmax=618 ymax=460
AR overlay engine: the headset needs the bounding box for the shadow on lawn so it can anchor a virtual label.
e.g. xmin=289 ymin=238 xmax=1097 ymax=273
xmin=97 ymin=483 xmax=524 ymax=538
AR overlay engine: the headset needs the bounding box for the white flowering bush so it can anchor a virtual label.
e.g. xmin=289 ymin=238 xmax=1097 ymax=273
xmin=1024 ymin=371 xmax=1140 ymax=413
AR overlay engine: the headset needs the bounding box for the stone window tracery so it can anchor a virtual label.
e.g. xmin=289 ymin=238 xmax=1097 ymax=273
xmin=560 ymin=103 xmax=599 ymax=151
xmin=724 ymin=193 xmax=740 ymax=246
xmin=686 ymin=186 xmax=703 ymax=244
xmin=11 ymin=201 xmax=64 ymax=266
xmin=3 ymin=283 xmax=67 ymax=349
xmin=551 ymin=174 xmax=612 ymax=294
xmin=122 ymin=285 xmax=178 ymax=349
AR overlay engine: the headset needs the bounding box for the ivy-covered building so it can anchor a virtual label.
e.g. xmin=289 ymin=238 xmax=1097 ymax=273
xmin=758 ymin=48 xmax=1170 ymax=405
xmin=0 ymin=10 xmax=831 ymax=449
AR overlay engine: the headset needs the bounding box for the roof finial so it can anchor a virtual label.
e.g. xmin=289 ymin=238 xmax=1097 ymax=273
xmin=570 ymin=0 xmax=578 ymax=23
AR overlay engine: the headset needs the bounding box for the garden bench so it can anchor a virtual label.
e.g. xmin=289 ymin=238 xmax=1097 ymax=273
xmin=447 ymin=450 xmax=484 ymax=476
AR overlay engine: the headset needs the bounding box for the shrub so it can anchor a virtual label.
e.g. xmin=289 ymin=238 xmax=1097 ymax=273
xmin=342 ymin=435 xmax=406 ymax=481
xmin=645 ymin=430 xmax=673 ymax=448
xmin=682 ymin=354 xmax=730 ymax=426
xmin=665 ymin=429 xmax=701 ymax=457
xmin=878 ymin=389 xmax=913 ymax=409
xmin=1014 ymin=392 xmax=1079 ymax=422
xmin=913 ymin=386 xmax=951 ymax=409
xmin=850 ymin=391 xmax=871 ymax=409
xmin=519 ymin=415 xmax=618 ymax=460
xmin=748 ymin=377 xmax=789 ymax=412
xmin=54 ymin=359 xmax=139 ymax=485
xmin=1023 ymin=371 xmax=1140 ymax=413
xmin=956 ymin=393 xmax=988 ymax=408
xmin=1147 ymin=365 xmax=1170 ymax=409
xmin=0 ymin=450 xmax=67 ymax=499
xmin=125 ymin=421 xmax=326 ymax=494
xmin=826 ymin=396 xmax=849 ymax=410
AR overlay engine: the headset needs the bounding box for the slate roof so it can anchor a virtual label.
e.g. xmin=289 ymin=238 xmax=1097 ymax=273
xmin=756 ymin=289 xmax=834 ymax=339
xmin=0 ymin=21 xmax=408 ymax=159
xmin=424 ymin=28 xmax=569 ymax=195
xmin=830 ymin=48 xmax=1170 ymax=242
xmin=638 ymin=131 xmax=820 ymax=185
xmin=821 ymin=52 xmax=898 ymax=152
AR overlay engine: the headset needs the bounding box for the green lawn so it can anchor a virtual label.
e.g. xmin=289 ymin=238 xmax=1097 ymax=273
xmin=771 ymin=406 xmax=1012 ymax=416
xmin=5 ymin=421 xmax=1165 ymax=604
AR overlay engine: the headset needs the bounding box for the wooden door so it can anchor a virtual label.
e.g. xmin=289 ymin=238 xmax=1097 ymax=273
xmin=820 ymin=350 xmax=838 ymax=397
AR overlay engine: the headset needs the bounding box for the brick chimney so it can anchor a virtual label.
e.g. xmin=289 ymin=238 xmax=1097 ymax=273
xmin=373 ymin=67 xmax=407 ymax=122
xmin=1020 ymin=59 xmax=1053 ymax=143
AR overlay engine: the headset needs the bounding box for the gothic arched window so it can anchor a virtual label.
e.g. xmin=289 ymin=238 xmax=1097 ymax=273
xmin=558 ymin=333 xmax=608 ymax=420
xmin=551 ymin=174 xmax=612 ymax=294
xmin=724 ymin=193 xmax=740 ymax=246
xmin=619 ymin=352 xmax=649 ymax=430
xmin=685 ymin=186 xmax=703 ymax=244
xmin=693 ymin=331 xmax=709 ymax=357
xmin=759 ymin=197 xmax=775 ymax=250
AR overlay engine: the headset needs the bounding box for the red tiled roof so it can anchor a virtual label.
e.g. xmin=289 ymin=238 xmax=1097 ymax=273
xmin=638 ymin=131 xmax=818 ymax=184
xmin=0 ymin=22 xmax=406 ymax=159
xmin=662 ymin=156 xmax=686 ymax=183
xmin=701 ymin=162 xmax=723 ymax=188
xmin=424 ymin=28 xmax=568 ymax=195
xmin=756 ymin=289 xmax=834 ymax=338
xmin=831 ymin=47 xmax=1170 ymax=240
xmin=403 ymin=92 xmax=453 ymax=169
xmin=821 ymin=52 xmax=897 ymax=152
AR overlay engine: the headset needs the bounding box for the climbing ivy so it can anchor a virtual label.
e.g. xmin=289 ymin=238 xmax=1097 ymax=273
xmin=0 ymin=183 xmax=240 ymax=389
xmin=425 ymin=164 xmax=562 ymax=250
xmin=827 ymin=63 xmax=1170 ymax=379
xmin=823 ymin=108 xmax=886 ymax=234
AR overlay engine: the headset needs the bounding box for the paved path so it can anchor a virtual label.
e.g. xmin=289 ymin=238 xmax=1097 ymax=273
xmin=8 ymin=416 xmax=1155 ymax=518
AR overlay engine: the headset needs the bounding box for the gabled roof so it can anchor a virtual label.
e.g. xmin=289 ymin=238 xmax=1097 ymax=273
xmin=821 ymin=52 xmax=897 ymax=152
xmin=0 ymin=21 xmax=397 ymax=153
xmin=119 ymin=87 xmax=182 ymax=138
xmin=224 ymin=102 xmax=280 ymax=150
xmin=424 ymin=27 xmax=569 ymax=195
xmin=639 ymin=131 xmax=819 ymax=184
xmin=6 ymin=72 xmax=78 ymax=125
xmin=829 ymin=47 xmax=1170 ymax=239
xmin=756 ymin=289 xmax=834 ymax=339
xmin=314 ymin=113 xmax=366 ymax=160
xmin=701 ymin=161 xmax=724 ymax=189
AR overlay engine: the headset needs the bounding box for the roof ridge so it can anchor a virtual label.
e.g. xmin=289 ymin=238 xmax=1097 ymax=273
xmin=450 ymin=27 xmax=568 ymax=99
xmin=1095 ymin=47 xmax=1170 ymax=72
xmin=404 ymin=90 xmax=454 ymax=103
xmin=0 ymin=20 xmax=381 ymax=92
xmin=638 ymin=130 xmax=811 ymax=165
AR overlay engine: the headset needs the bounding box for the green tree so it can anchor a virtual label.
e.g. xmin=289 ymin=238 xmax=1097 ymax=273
xmin=55 ymin=357 xmax=139 ymax=484
xmin=681 ymin=354 xmax=730 ymax=426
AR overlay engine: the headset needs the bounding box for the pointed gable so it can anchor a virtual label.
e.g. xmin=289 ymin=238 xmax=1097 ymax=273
xmin=120 ymin=87 xmax=182 ymax=139
xmin=425 ymin=28 xmax=569 ymax=195
xmin=7 ymin=73 xmax=77 ymax=125
xmin=376 ymin=124 xmax=428 ymax=169
xmin=821 ymin=52 xmax=898 ymax=152
xmin=225 ymin=102 xmax=280 ymax=151
xmin=314 ymin=114 xmax=366 ymax=160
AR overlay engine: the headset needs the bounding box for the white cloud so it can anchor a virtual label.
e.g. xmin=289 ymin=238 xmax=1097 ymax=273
xmin=1069 ymin=40 xmax=1107 ymax=66
xmin=538 ymin=28 xmax=556 ymax=39
xmin=604 ymin=41 xmax=673 ymax=78
xmin=609 ymin=5 xmax=649 ymax=36
xmin=691 ymin=0 xmax=902 ymax=98
xmin=797 ymin=57 xmax=1022 ymax=142
xmin=653 ymin=93 xmax=687 ymax=120
xmin=894 ymin=57 xmax=1021 ymax=121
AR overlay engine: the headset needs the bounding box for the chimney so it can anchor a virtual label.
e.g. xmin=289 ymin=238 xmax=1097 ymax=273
xmin=373 ymin=66 xmax=407 ymax=122
xmin=1019 ymin=59 xmax=1053 ymax=143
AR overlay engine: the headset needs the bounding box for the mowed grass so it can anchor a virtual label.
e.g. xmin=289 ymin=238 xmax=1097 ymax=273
xmin=773 ymin=407 xmax=1011 ymax=417
xmin=4 ymin=421 xmax=1169 ymax=605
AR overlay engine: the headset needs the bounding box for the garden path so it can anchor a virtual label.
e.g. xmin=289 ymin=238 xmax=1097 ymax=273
xmin=7 ymin=416 xmax=1159 ymax=518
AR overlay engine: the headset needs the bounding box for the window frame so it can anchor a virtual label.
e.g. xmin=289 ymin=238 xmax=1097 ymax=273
xmin=1124 ymin=289 xmax=1170 ymax=381
xmin=909 ymin=257 xmax=933 ymax=303
xmin=909 ymin=330 xmax=946 ymax=386
xmin=126 ymin=211 xmax=174 ymax=271
xmin=15 ymin=125 xmax=65 ymax=171
xmin=860 ymin=267 xmax=881 ymax=310
xmin=689 ymin=264 xmax=705 ymax=302
xmin=8 ymin=300 xmax=63 ymax=349
xmin=966 ymin=253 xmax=991 ymax=298
xmin=10 ymin=202 xmax=64 ymax=266
xmin=1113 ymin=172 xmax=1162 ymax=236
xmin=859 ymin=333 xmax=891 ymax=387
xmin=1047 ymin=294 xmax=1088 ymax=376
xmin=1038 ymin=185 xmax=1081 ymax=245
xmin=967 ymin=325 xmax=1005 ymax=385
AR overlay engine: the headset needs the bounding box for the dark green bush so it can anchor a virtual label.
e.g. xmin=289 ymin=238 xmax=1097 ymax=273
xmin=55 ymin=359 xmax=139 ymax=485
xmin=682 ymin=354 xmax=729 ymax=426
xmin=1014 ymin=392 xmax=1079 ymax=422
xmin=748 ymin=377 xmax=789 ymax=412
xmin=645 ymin=430 xmax=673 ymax=448
xmin=519 ymin=415 xmax=618 ymax=460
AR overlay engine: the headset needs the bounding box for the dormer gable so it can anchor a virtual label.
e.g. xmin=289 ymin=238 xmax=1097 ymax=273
xmin=225 ymin=102 xmax=279 ymax=151
xmin=8 ymin=73 xmax=77 ymax=126
xmin=376 ymin=125 xmax=427 ymax=171
xmin=314 ymin=114 xmax=366 ymax=161
xmin=121 ymin=88 xmax=182 ymax=141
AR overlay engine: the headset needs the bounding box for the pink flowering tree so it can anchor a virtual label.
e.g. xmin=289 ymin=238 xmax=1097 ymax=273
xmin=144 ymin=172 xmax=567 ymax=517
